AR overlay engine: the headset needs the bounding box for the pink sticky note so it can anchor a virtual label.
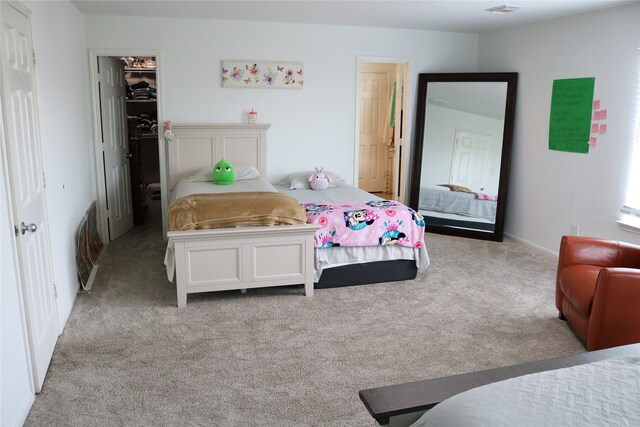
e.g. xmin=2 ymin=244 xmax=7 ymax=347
xmin=591 ymin=123 xmax=599 ymax=133
xmin=593 ymin=111 xmax=600 ymax=120
xmin=599 ymin=124 xmax=607 ymax=134
xmin=600 ymin=110 xmax=608 ymax=120
xmin=593 ymin=100 xmax=601 ymax=110
xmin=588 ymin=137 xmax=597 ymax=146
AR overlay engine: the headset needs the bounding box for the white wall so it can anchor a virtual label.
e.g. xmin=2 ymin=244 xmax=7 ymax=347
xmin=84 ymin=16 xmax=478 ymax=186
xmin=30 ymin=0 xmax=95 ymax=325
xmin=478 ymin=3 xmax=640 ymax=251
xmin=421 ymin=104 xmax=504 ymax=194
xmin=1 ymin=1 xmax=94 ymax=423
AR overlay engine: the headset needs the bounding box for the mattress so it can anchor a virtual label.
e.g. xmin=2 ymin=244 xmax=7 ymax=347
xmin=277 ymin=183 xmax=430 ymax=281
xmin=411 ymin=356 xmax=640 ymax=427
xmin=419 ymin=186 xmax=496 ymax=222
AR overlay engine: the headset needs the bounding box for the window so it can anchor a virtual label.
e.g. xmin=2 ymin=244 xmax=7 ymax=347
xmin=618 ymin=117 xmax=640 ymax=232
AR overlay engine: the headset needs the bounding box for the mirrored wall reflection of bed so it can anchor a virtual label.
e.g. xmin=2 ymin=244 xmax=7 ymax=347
xmin=409 ymin=73 xmax=518 ymax=242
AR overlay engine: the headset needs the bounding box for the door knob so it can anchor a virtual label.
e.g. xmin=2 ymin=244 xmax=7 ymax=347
xmin=20 ymin=222 xmax=37 ymax=235
xmin=126 ymin=153 xmax=133 ymax=159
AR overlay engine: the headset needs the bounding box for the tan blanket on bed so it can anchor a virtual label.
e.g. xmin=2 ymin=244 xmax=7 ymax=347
xmin=168 ymin=192 xmax=307 ymax=231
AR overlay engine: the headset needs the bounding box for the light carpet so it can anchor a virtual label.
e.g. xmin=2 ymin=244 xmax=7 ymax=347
xmin=25 ymin=211 xmax=584 ymax=426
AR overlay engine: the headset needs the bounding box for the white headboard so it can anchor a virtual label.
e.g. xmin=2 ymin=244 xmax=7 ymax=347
xmin=167 ymin=123 xmax=270 ymax=190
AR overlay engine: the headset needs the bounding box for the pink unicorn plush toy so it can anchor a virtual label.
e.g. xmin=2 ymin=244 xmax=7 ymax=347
xmin=309 ymin=167 xmax=331 ymax=191
xmin=163 ymin=120 xmax=174 ymax=140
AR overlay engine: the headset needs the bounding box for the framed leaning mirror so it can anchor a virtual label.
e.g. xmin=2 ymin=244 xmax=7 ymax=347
xmin=409 ymin=72 xmax=518 ymax=241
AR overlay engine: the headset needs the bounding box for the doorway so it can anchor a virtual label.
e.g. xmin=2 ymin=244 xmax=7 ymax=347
xmin=356 ymin=59 xmax=409 ymax=202
xmin=450 ymin=129 xmax=493 ymax=193
xmin=90 ymin=51 xmax=164 ymax=243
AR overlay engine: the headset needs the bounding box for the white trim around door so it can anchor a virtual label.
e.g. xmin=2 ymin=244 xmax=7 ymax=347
xmin=355 ymin=56 xmax=413 ymax=204
xmin=88 ymin=48 xmax=166 ymax=243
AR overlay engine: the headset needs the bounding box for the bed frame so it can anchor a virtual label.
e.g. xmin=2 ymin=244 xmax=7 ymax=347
xmin=165 ymin=124 xmax=319 ymax=308
xmin=359 ymin=343 xmax=640 ymax=426
xmin=422 ymin=214 xmax=494 ymax=232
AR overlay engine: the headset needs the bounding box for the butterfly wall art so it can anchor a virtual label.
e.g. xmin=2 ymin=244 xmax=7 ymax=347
xmin=222 ymin=60 xmax=304 ymax=89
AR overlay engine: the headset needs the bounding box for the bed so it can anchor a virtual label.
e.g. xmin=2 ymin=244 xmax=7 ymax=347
xmin=276 ymin=182 xmax=430 ymax=287
xmin=359 ymin=343 xmax=640 ymax=427
xmin=163 ymin=123 xmax=429 ymax=307
xmin=418 ymin=186 xmax=496 ymax=231
xmin=164 ymin=124 xmax=319 ymax=308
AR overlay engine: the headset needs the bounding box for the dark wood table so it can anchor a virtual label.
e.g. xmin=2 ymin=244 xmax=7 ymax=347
xmin=359 ymin=343 xmax=640 ymax=426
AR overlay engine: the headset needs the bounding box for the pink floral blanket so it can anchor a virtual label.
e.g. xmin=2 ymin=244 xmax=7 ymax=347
xmin=303 ymin=200 xmax=425 ymax=248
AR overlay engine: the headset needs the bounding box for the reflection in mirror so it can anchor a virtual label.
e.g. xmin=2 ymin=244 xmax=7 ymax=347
xmin=409 ymin=73 xmax=517 ymax=242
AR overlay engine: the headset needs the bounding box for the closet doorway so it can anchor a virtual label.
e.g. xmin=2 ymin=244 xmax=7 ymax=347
xmin=90 ymin=50 xmax=164 ymax=243
xmin=356 ymin=58 xmax=410 ymax=202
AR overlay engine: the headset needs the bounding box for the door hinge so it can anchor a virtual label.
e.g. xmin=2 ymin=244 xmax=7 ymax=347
xmin=32 ymin=50 xmax=36 ymax=67
xmin=53 ymin=283 xmax=58 ymax=299
xmin=42 ymin=172 xmax=46 ymax=188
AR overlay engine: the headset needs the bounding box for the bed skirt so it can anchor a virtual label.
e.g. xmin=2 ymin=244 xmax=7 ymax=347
xmin=315 ymin=260 xmax=418 ymax=288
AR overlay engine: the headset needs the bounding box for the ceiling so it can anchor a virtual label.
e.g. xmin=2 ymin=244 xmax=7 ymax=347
xmin=71 ymin=0 xmax=635 ymax=33
xmin=428 ymin=82 xmax=508 ymax=120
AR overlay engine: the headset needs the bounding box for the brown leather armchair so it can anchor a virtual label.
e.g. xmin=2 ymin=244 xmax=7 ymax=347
xmin=556 ymin=235 xmax=640 ymax=350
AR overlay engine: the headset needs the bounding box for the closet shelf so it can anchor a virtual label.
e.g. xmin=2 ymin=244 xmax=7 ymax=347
xmin=124 ymin=67 xmax=156 ymax=72
xmin=127 ymin=100 xmax=157 ymax=103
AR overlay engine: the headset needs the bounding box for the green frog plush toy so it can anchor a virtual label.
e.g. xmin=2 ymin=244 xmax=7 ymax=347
xmin=211 ymin=159 xmax=235 ymax=185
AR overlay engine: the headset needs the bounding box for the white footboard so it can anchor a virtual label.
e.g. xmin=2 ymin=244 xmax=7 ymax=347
xmin=168 ymin=224 xmax=319 ymax=307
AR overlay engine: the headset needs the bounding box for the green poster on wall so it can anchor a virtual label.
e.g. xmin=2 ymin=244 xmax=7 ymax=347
xmin=549 ymin=77 xmax=595 ymax=154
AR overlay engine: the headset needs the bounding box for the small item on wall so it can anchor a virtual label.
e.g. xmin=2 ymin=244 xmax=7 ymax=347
xmin=589 ymin=98 xmax=608 ymax=146
xmin=548 ymin=77 xmax=595 ymax=154
xmin=248 ymin=109 xmax=258 ymax=123
xmin=222 ymin=60 xmax=304 ymax=89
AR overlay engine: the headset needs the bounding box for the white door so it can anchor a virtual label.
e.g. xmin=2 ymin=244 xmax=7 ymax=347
xmin=359 ymin=67 xmax=391 ymax=193
xmin=98 ymin=56 xmax=133 ymax=240
xmin=450 ymin=130 xmax=490 ymax=191
xmin=1 ymin=2 xmax=59 ymax=392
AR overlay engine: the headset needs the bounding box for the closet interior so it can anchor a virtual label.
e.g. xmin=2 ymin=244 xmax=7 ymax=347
xmin=121 ymin=56 xmax=160 ymax=225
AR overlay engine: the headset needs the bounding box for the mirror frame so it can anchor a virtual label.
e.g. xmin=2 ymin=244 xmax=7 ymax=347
xmin=409 ymin=72 xmax=518 ymax=242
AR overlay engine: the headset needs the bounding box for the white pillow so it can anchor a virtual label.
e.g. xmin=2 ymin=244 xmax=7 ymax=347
xmin=186 ymin=164 xmax=260 ymax=182
xmin=276 ymin=171 xmax=346 ymax=189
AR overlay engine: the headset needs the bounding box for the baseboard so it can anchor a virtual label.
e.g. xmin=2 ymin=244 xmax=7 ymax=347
xmin=504 ymin=232 xmax=559 ymax=257
xmin=13 ymin=393 xmax=35 ymax=427
xmin=58 ymin=287 xmax=78 ymax=335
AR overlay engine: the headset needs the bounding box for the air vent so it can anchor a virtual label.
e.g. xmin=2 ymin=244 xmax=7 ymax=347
xmin=485 ymin=4 xmax=523 ymax=14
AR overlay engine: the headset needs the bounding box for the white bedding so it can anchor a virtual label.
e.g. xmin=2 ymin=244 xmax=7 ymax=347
xmin=170 ymin=175 xmax=276 ymax=202
xmin=274 ymin=183 xmax=382 ymax=204
xmin=411 ymin=356 xmax=640 ymax=427
xmin=277 ymin=184 xmax=430 ymax=281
